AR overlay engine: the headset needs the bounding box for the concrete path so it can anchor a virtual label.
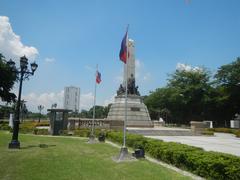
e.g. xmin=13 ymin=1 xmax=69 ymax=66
xmin=146 ymin=133 xmax=240 ymax=157
xmin=128 ymin=127 xmax=194 ymax=136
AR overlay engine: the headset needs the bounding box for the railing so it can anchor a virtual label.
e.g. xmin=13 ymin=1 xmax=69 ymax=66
xmin=68 ymin=118 xmax=110 ymax=128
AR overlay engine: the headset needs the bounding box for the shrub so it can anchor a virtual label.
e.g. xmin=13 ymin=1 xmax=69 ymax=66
xmin=19 ymin=121 xmax=37 ymax=134
xmin=74 ymin=128 xmax=91 ymax=137
xmin=106 ymin=131 xmax=240 ymax=180
xmin=73 ymin=128 xmax=108 ymax=137
xmin=201 ymin=130 xmax=214 ymax=136
xmin=207 ymin=128 xmax=240 ymax=138
xmin=36 ymin=122 xmax=49 ymax=127
xmin=33 ymin=128 xmax=49 ymax=135
xmin=235 ymin=131 xmax=240 ymax=138
xmin=0 ymin=122 xmax=11 ymax=130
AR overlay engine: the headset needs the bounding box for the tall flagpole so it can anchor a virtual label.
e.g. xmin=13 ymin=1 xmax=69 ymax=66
xmin=91 ymin=64 xmax=98 ymax=138
xmin=123 ymin=25 xmax=129 ymax=148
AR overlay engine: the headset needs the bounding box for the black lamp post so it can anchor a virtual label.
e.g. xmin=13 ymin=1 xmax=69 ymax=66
xmin=8 ymin=55 xmax=38 ymax=149
xmin=38 ymin=105 xmax=44 ymax=123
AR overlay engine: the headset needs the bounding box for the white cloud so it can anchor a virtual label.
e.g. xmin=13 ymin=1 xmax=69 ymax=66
xmin=115 ymin=75 xmax=123 ymax=83
xmin=114 ymin=59 xmax=151 ymax=85
xmin=44 ymin=57 xmax=55 ymax=63
xmin=0 ymin=16 xmax=38 ymax=61
xmin=135 ymin=59 xmax=151 ymax=82
xmin=84 ymin=65 xmax=94 ymax=72
xmin=80 ymin=92 xmax=94 ymax=110
xmin=22 ymin=91 xmax=64 ymax=113
xmin=22 ymin=90 xmax=96 ymax=113
xmin=176 ymin=63 xmax=203 ymax=72
xmin=143 ymin=72 xmax=151 ymax=81
xmin=135 ymin=59 xmax=141 ymax=78
xmin=104 ymin=94 xmax=116 ymax=106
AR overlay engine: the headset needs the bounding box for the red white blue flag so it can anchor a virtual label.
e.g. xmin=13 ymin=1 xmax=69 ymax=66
xmin=119 ymin=29 xmax=128 ymax=64
xmin=96 ymin=71 xmax=101 ymax=84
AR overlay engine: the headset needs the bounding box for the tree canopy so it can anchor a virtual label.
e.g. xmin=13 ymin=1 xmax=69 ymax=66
xmin=79 ymin=105 xmax=111 ymax=119
xmin=144 ymin=58 xmax=240 ymax=127
xmin=0 ymin=53 xmax=17 ymax=103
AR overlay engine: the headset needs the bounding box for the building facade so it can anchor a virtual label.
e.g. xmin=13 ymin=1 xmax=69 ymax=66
xmin=63 ymin=86 xmax=80 ymax=112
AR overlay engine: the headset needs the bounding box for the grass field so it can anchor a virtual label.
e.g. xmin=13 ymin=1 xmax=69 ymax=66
xmin=0 ymin=131 xmax=192 ymax=180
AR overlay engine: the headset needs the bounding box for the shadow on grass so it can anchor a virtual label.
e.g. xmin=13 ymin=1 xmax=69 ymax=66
xmin=21 ymin=144 xmax=56 ymax=149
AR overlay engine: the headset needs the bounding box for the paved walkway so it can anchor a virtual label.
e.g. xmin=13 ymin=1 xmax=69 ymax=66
xmin=146 ymin=133 xmax=240 ymax=157
xmin=128 ymin=127 xmax=194 ymax=136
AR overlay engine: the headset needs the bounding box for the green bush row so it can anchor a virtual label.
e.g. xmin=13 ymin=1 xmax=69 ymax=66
xmin=59 ymin=128 xmax=107 ymax=138
xmin=207 ymin=128 xmax=240 ymax=138
xmin=36 ymin=121 xmax=50 ymax=126
xmin=0 ymin=122 xmax=11 ymax=130
xmin=33 ymin=128 xmax=49 ymax=135
xmin=106 ymin=131 xmax=240 ymax=180
xmin=201 ymin=130 xmax=214 ymax=136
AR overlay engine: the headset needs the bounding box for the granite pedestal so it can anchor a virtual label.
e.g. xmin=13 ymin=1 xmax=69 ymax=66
xmin=107 ymin=95 xmax=153 ymax=128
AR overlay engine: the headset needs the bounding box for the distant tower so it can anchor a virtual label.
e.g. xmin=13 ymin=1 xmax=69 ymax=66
xmin=123 ymin=39 xmax=135 ymax=88
xmin=63 ymin=86 xmax=80 ymax=112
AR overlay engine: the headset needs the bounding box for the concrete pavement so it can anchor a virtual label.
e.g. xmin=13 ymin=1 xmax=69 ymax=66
xmin=146 ymin=133 xmax=240 ymax=157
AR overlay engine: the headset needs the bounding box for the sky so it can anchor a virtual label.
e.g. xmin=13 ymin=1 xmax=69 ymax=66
xmin=0 ymin=0 xmax=240 ymax=113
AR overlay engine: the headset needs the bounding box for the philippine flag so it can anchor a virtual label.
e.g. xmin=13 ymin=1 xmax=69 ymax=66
xmin=96 ymin=71 xmax=101 ymax=84
xmin=119 ymin=30 xmax=128 ymax=64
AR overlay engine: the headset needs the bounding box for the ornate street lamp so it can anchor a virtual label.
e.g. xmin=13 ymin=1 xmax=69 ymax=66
xmin=38 ymin=105 xmax=44 ymax=123
xmin=8 ymin=55 xmax=38 ymax=149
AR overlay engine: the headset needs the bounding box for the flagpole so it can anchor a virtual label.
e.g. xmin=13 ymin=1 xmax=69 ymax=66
xmin=123 ymin=26 xmax=129 ymax=148
xmin=91 ymin=64 xmax=98 ymax=138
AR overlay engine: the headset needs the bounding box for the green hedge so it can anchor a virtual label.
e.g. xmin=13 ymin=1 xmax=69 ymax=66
xmin=19 ymin=121 xmax=37 ymax=134
xmin=106 ymin=131 xmax=240 ymax=180
xmin=33 ymin=128 xmax=49 ymax=135
xmin=0 ymin=122 xmax=11 ymax=130
xmin=207 ymin=128 xmax=240 ymax=138
xmin=201 ymin=130 xmax=214 ymax=136
xmin=236 ymin=131 xmax=240 ymax=137
xmin=58 ymin=128 xmax=107 ymax=138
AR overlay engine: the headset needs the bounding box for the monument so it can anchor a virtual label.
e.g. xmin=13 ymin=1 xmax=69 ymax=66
xmin=107 ymin=39 xmax=153 ymax=128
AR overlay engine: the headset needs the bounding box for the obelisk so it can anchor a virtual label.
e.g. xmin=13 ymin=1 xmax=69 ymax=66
xmin=107 ymin=39 xmax=153 ymax=128
xmin=123 ymin=39 xmax=135 ymax=88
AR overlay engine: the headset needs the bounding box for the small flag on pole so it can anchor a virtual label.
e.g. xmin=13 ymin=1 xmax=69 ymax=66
xmin=119 ymin=29 xmax=128 ymax=64
xmin=96 ymin=71 xmax=101 ymax=84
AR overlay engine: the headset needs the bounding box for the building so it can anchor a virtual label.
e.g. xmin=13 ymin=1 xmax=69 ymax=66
xmin=63 ymin=86 xmax=80 ymax=112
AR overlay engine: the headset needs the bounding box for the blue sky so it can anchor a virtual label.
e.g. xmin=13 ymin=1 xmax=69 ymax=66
xmin=1 ymin=0 xmax=240 ymax=112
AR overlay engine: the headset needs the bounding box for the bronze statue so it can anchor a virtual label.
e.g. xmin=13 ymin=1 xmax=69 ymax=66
xmin=117 ymin=74 xmax=140 ymax=96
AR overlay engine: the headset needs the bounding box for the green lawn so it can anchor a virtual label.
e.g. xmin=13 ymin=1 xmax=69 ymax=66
xmin=0 ymin=131 xmax=191 ymax=180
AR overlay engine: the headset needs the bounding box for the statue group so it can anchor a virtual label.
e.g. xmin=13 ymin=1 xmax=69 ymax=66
xmin=117 ymin=74 xmax=140 ymax=96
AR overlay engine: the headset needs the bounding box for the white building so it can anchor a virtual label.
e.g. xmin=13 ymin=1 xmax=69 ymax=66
xmin=63 ymin=86 xmax=80 ymax=112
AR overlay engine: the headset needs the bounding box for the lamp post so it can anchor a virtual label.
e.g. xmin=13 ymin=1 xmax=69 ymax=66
xmin=8 ymin=56 xmax=38 ymax=149
xmin=38 ymin=105 xmax=44 ymax=123
xmin=20 ymin=100 xmax=27 ymax=123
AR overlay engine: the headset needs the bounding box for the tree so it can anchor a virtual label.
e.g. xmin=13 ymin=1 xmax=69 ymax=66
xmin=214 ymin=57 xmax=240 ymax=126
xmin=0 ymin=105 xmax=14 ymax=119
xmin=88 ymin=105 xmax=108 ymax=119
xmin=79 ymin=105 xmax=111 ymax=119
xmin=145 ymin=68 xmax=212 ymax=124
xmin=0 ymin=53 xmax=17 ymax=103
xmin=80 ymin=109 xmax=89 ymax=118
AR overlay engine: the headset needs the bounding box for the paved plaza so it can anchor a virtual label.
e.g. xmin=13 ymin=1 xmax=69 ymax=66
xmin=146 ymin=132 xmax=240 ymax=157
xmin=127 ymin=127 xmax=240 ymax=156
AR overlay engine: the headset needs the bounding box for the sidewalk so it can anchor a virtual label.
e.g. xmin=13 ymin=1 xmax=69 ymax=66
xmin=147 ymin=133 xmax=240 ymax=156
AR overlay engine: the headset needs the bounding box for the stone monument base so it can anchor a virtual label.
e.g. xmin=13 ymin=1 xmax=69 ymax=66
xmin=107 ymin=95 xmax=153 ymax=128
